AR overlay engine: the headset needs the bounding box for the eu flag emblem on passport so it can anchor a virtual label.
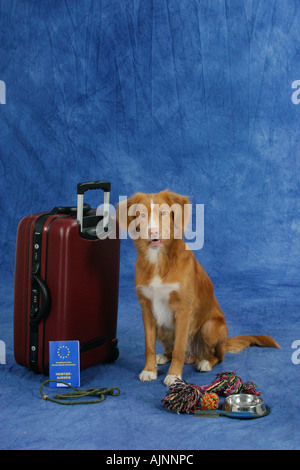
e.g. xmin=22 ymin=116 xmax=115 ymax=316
xmin=49 ymin=340 xmax=80 ymax=387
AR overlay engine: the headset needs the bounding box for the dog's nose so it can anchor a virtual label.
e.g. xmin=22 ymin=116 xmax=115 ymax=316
xmin=149 ymin=227 xmax=159 ymax=239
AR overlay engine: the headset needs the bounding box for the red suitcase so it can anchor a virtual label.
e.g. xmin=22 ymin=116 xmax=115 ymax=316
xmin=14 ymin=181 xmax=120 ymax=374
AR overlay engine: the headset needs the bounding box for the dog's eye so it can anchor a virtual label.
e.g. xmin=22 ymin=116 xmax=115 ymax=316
xmin=140 ymin=212 xmax=146 ymax=218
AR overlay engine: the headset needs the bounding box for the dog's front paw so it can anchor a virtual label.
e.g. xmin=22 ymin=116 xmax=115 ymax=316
xmin=139 ymin=370 xmax=157 ymax=382
xmin=163 ymin=374 xmax=181 ymax=387
xmin=196 ymin=359 xmax=212 ymax=372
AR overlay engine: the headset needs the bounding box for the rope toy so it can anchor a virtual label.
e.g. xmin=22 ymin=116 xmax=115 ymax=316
xmin=200 ymin=393 xmax=219 ymax=411
xmin=161 ymin=371 xmax=261 ymax=414
xmin=159 ymin=379 xmax=202 ymax=414
xmin=202 ymin=371 xmax=243 ymax=396
xmin=40 ymin=380 xmax=121 ymax=405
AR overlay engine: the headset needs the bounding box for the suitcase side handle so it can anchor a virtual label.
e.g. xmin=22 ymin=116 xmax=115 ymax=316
xmin=50 ymin=203 xmax=91 ymax=216
xmin=77 ymin=181 xmax=110 ymax=232
xmin=30 ymin=274 xmax=51 ymax=326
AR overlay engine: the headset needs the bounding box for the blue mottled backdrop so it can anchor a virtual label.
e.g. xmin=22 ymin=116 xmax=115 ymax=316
xmin=0 ymin=0 xmax=299 ymax=450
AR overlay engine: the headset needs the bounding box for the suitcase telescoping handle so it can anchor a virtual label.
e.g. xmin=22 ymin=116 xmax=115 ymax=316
xmin=76 ymin=181 xmax=111 ymax=231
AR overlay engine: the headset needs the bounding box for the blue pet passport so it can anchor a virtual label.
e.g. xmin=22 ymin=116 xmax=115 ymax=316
xmin=49 ymin=340 xmax=80 ymax=388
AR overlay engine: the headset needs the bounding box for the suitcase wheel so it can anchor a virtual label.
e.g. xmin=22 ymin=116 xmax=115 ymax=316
xmin=107 ymin=340 xmax=119 ymax=363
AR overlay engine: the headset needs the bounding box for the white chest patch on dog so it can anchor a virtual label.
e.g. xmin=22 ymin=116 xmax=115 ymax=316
xmin=137 ymin=275 xmax=180 ymax=329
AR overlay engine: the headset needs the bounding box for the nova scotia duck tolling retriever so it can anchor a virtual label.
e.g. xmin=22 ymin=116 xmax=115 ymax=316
xmin=118 ymin=190 xmax=279 ymax=386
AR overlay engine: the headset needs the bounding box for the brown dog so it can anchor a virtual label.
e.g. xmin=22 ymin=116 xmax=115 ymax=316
xmin=118 ymin=190 xmax=279 ymax=386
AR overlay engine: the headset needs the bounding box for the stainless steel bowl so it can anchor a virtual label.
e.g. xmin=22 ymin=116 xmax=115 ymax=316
xmin=224 ymin=394 xmax=267 ymax=416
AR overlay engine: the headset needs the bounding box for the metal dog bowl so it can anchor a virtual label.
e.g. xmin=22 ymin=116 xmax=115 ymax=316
xmin=194 ymin=393 xmax=270 ymax=419
xmin=224 ymin=394 xmax=268 ymax=417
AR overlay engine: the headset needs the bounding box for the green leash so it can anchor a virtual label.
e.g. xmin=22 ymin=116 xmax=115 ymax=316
xmin=40 ymin=380 xmax=121 ymax=405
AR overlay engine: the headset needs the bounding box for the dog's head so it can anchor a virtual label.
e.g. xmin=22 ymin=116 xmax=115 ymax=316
xmin=117 ymin=190 xmax=190 ymax=251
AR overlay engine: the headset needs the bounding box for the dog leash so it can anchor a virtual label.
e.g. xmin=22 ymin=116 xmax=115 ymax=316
xmin=40 ymin=379 xmax=121 ymax=405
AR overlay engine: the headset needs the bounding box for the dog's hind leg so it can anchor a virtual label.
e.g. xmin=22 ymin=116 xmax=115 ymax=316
xmin=196 ymin=318 xmax=228 ymax=372
xmin=156 ymin=328 xmax=173 ymax=365
xmin=156 ymin=353 xmax=171 ymax=365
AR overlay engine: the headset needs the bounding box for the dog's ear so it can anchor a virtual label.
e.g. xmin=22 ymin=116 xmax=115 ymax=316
xmin=160 ymin=190 xmax=190 ymax=229
xmin=117 ymin=193 xmax=145 ymax=232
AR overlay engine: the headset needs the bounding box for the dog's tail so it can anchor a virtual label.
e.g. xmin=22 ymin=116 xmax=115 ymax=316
xmin=226 ymin=334 xmax=280 ymax=353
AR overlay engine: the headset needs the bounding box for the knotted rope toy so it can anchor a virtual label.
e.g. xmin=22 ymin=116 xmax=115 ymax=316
xmin=40 ymin=380 xmax=121 ymax=405
xmin=200 ymin=393 xmax=219 ymax=411
xmin=161 ymin=371 xmax=260 ymax=414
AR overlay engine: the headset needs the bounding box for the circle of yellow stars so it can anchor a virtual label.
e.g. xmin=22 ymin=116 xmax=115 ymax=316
xmin=57 ymin=345 xmax=70 ymax=360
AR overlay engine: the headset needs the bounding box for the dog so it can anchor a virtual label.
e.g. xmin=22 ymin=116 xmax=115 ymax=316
xmin=118 ymin=190 xmax=279 ymax=387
